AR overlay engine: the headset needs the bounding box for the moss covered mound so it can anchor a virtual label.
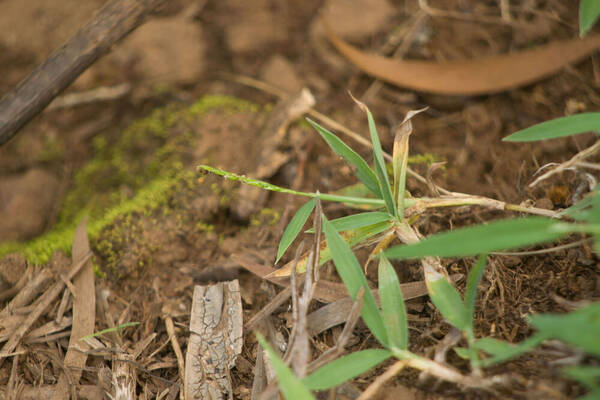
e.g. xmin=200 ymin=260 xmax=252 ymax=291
xmin=0 ymin=95 xmax=265 ymax=267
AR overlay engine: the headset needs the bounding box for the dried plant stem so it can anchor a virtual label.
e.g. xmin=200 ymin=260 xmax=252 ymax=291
xmin=530 ymin=139 xmax=600 ymax=187
xmin=492 ymin=237 xmax=592 ymax=256
xmin=357 ymin=360 xmax=408 ymax=400
xmin=393 ymin=349 xmax=498 ymax=389
xmin=307 ymin=288 xmax=365 ymax=373
xmin=409 ymin=195 xmax=559 ymax=218
xmin=47 ymin=83 xmax=131 ymax=111
xmin=165 ymin=316 xmax=185 ymax=384
xmin=418 ymin=0 xmax=513 ymax=25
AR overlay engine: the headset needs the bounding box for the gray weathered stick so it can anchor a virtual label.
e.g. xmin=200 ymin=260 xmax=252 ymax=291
xmin=0 ymin=0 xmax=166 ymax=146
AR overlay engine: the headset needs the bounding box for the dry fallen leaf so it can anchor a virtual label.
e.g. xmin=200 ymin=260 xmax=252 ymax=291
xmin=325 ymin=21 xmax=600 ymax=95
xmin=51 ymin=217 xmax=96 ymax=400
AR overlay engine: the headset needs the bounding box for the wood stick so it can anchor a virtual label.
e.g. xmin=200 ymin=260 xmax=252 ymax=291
xmin=0 ymin=0 xmax=166 ymax=146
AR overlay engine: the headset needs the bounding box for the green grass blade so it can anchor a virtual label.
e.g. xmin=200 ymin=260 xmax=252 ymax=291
xmin=427 ymin=278 xmax=470 ymax=331
xmin=307 ymin=118 xmax=381 ymax=197
xmin=271 ymin=220 xmax=393 ymax=278
xmin=80 ymin=322 xmax=140 ymax=340
xmin=464 ymin=255 xmax=487 ymax=333
xmin=563 ymin=366 xmax=600 ymax=391
xmin=503 ymin=113 xmax=600 ymax=142
xmin=580 ymin=0 xmax=600 ymax=37
xmin=560 ymin=187 xmax=599 ymax=221
xmin=332 ymin=182 xmax=379 ymax=211
xmin=305 ymin=211 xmax=391 ymax=233
xmin=334 ymin=181 xmax=375 ymax=199
xmin=198 ymin=165 xmax=385 ymax=207
xmin=378 ymin=255 xmax=409 ymax=350
xmin=366 ymin=109 xmax=397 ymax=217
xmin=302 ymin=349 xmax=392 ymax=390
xmin=256 ymin=333 xmax=315 ymax=400
xmin=528 ymin=302 xmax=600 ymax=357
xmin=453 ymin=347 xmax=471 ymax=359
xmin=351 ymin=98 xmax=397 ymax=217
xmin=322 ymin=215 xmax=388 ymax=346
xmin=474 ymin=335 xmax=547 ymax=366
xmin=385 ymin=217 xmax=569 ymax=259
xmin=277 ymin=198 xmax=317 ymax=263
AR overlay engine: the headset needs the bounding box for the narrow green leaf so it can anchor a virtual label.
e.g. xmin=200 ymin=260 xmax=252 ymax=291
xmin=306 ymin=212 xmax=391 ymax=233
xmin=528 ymin=301 xmax=600 ymax=357
xmin=256 ymin=333 xmax=315 ymax=400
xmin=378 ymin=255 xmax=409 ymax=350
xmin=367 ymin=110 xmax=397 ymax=217
xmin=580 ymin=0 xmax=600 ymax=37
xmin=560 ymin=186 xmax=600 ymax=222
xmin=351 ymin=100 xmax=397 ymax=217
xmin=198 ymin=165 xmax=385 ymax=207
xmin=80 ymin=322 xmax=139 ymax=340
xmin=322 ymin=215 xmax=388 ymax=346
xmin=559 ymin=186 xmax=600 ymax=253
xmin=302 ymin=349 xmax=392 ymax=390
xmin=578 ymin=390 xmax=600 ymax=400
xmin=271 ymin=220 xmax=393 ymax=278
xmin=277 ymin=198 xmax=317 ymax=263
xmin=474 ymin=338 xmax=517 ymax=356
xmin=474 ymin=335 xmax=547 ymax=366
xmin=453 ymin=347 xmax=471 ymax=359
xmin=307 ymin=118 xmax=381 ymax=197
xmin=385 ymin=217 xmax=569 ymax=259
xmin=464 ymin=255 xmax=487 ymax=333
xmin=428 ymin=278 xmax=470 ymax=331
xmin=503 ymin=113 xmax=600 ymax=142
xmin=334 ymin=181 xmax=375 ymax=199
xmin=563 ymin=366 xmax=600 ymax=390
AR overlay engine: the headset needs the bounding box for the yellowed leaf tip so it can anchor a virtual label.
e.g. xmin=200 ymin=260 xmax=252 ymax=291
xmin=401 ymin=106 xmax=429 ymax=124
xmin=348 ymin=91 xmax=368 ymax=113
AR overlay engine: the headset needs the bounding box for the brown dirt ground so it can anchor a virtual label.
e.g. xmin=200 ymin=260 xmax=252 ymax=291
xmin=0 ymin=0 xmax=599 ymax=399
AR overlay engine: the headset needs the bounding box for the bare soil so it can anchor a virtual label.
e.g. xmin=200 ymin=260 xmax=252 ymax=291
xmin=0 ymin=0 xmax=598 ymax=399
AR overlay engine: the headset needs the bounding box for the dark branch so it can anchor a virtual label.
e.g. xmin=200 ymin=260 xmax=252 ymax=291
xmin=0 ymin=0 xmax=166 ymax=146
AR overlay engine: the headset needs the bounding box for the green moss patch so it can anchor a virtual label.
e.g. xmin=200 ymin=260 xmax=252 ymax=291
xmin=0 ymin=95 xmax=260 ymax=265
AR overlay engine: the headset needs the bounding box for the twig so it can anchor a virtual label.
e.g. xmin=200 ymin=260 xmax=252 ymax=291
xmin=47 ymin=83 xmax=131 ymax=111
xmin=418 ymin=0 xmax=512 ymax=25
xmin=529 ymin=139 xmax=600 ymax=187
xmin=245 ymin=287 xmax=292 ymax=332
xmin=0 ymin=269 xmax=52 ymax=317
xmin=165 ymin=316 xmax=185 ymax=385
xmin=492 ymin=238 xmax=592 ymax=256
xmin=392 ymin=350 xmax=504 ymax=392
xmin=0 ymin=267 xmax=32 ymax=302
xmin=575 ymin=161 xmax=600 ymax=171
xmin=7 ymin=353 xmax=20 ymax=400
xmin=307 ymin=287 xmax=365 ymax=372
xmin=408 ymin=195 xmax=559 ymax=218
xmin=357 ymin=360 xmax=408 ymax=400
xmin=0 ymin=0 xmax=166 ymax=146
xmin=55 ymin=289 xmax=71 ymax=325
